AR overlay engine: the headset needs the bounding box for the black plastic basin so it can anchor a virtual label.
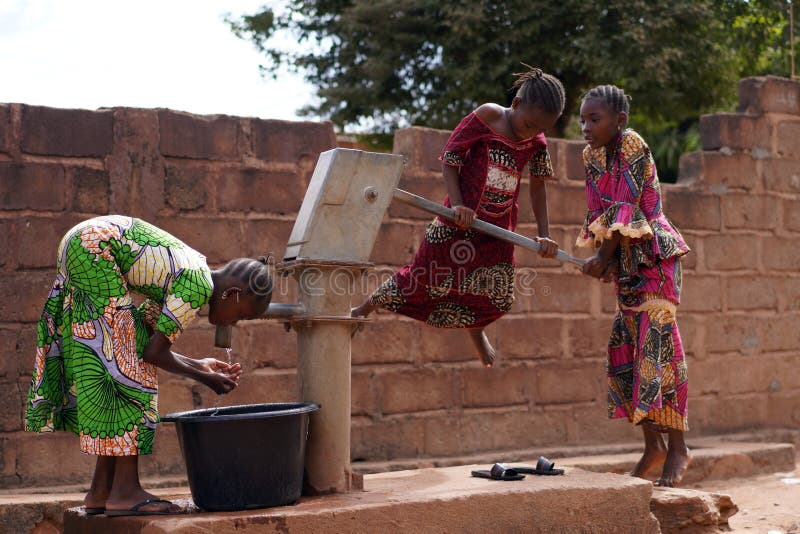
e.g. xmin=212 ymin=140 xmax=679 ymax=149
xmin=161 ymin=402 xmax=320 ymax=511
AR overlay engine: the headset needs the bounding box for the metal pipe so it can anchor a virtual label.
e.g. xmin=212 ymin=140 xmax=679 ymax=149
xmin=393 ymin=188 xmax=586 ymax=266
xmin=213 ymin=303 xmax=306 ymax=348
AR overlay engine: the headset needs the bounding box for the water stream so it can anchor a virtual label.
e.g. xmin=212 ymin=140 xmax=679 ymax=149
xmin=209 ymin=348 xmax=234 ymax=416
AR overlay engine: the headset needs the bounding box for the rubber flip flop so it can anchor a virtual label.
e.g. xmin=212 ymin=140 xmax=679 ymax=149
xmin=105 ymin=498 xmax=180 ymax=517
xmin=84 ymin=507 xmax=105 ymax=516
xmin=511 ymin=456 xmax=565 ymax=476
xmin=471 ymin=463 xmax=525 ymax=481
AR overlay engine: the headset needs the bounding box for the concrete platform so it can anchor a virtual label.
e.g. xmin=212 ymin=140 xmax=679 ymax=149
xmin=63 ymin=466 xmax=660 ymax=534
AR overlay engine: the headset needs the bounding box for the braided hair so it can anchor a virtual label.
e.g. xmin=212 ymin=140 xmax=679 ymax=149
xmin=219 ymin=256 xmax=273 ymax=307
xmin=582 ymin=84 xmax=631 ymax=115
xmin=511 ymin=65 xmax=566 ymax=115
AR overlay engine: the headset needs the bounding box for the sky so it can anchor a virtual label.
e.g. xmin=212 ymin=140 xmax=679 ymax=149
xmin=0 ymin=0 xmax=313 ymax=120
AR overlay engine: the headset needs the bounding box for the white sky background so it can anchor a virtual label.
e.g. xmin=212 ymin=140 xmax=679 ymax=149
xmin=0 ymin=0 xmax=313 ymax=120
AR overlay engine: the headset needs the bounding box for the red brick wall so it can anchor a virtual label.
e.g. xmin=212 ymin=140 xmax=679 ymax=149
xmin=1 ymin=75 xmax=799 ymax=489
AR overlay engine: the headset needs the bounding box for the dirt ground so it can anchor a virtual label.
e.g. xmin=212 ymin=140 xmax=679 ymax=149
xmin=690 ymin=455 xmax=800 ymax=533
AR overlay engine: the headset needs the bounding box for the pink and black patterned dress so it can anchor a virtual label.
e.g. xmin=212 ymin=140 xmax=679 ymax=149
xmin=370 ymin=111 xmax=553 ymax=328
xmin=577 ymin=129 xmax=691 ymax=432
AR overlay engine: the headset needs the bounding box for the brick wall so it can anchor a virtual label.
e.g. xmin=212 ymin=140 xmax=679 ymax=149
xmin=1 ymin=75 xmax=799 ymax=489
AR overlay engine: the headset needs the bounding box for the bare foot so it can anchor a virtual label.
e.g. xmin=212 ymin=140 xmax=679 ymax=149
xmin=629 ymin=446 xmax=667 ymax=479
xmin=468 ymin=329 xmax=496 ymax=368
xmin=655 ymin=446 xmax=691 ymax=487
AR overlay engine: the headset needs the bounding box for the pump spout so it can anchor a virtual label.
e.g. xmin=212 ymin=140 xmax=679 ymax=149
xmin=213 ymin=303 xmax=305 ymax=349
xmin=214 ymin=325 xmax=232 ymax=349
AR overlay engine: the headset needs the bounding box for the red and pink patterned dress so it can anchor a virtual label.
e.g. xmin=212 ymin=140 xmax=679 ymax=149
xmin=370 ymin=112 xmax=553 ymax=328
xmin=577 ymin=129 xmax=691 ymax=432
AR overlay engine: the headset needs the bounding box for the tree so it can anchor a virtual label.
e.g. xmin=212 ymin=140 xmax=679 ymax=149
xmin=229 ymin=0 xmax=766 ymax=137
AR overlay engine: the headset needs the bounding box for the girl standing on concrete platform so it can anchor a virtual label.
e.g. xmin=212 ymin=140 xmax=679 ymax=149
xmin=577 ymin=85 xmax=692 ymax=487
xmin=25 ymin=215 xmax=272 ymax=516
xmin=352 ymin=66 xmax=564 ymax=367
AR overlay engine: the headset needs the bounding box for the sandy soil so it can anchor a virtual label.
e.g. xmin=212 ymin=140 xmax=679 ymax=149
xmin=689 ymin=456 xmax=800 ymax=533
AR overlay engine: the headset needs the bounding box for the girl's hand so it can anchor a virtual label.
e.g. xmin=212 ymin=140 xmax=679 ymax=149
xmin=600 ymin=258 xmax=619 ymax=283
xmin=200 ymin=371 xmax=239 ymax=395
xmin=582 ymin=254 xmax=608 ymax=279
xmin=196 ymin=358 xmax=242 ymax=385
xmin=452 ymin=205 xmax=476 ymax=229
xmin=535 ymin=236 xmax=559 ymax=258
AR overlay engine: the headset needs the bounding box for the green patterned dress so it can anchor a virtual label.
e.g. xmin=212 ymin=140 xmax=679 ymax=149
xmin=25 ymin=215 xmax=212 ymax=456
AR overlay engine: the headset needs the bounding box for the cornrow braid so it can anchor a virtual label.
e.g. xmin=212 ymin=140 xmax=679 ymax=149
xmin=511 ymin=64 xmax=566 ymax=115
xmin=582 ymin=84 xmax=631 ymax=114
xmin=220 ymin=256 xmax=273 ymax=299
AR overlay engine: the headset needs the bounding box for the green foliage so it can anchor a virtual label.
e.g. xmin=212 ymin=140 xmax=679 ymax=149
xmin=229 ymin=0 xmax=794 ymax=178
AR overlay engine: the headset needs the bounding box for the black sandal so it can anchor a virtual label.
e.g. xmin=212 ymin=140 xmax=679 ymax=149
xmin=471 ymin=463 xmax=525 ymax=481
xmin=512 ymin=456 xmax=565 ymax=476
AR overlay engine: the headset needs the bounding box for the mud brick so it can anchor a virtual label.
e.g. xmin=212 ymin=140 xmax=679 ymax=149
xmin=727 ymin=275 xmax=779 ymax=311
xmin=253 ymin=119 xmax=336 ymax=164
xmin=16 ymin=431 xmax=95 ymax=487
xmin=760 ymin=314 xmax=800 ymax=352
xmin=71 ymin=167 xmax=110 ymax=213
xmin=378 ymin=368 xmax=455 ymax=414
xmin=243 ymin=219 xmax=295 ymax=261
xmin=675 ymin=312 xmax=702 ymax=358
xmin=158 ymin=110 xmax=240 ymax=160
xmin=487 ymin=407 xmax=570 ymax=449
xmin=144 ymin=427 xmax=186 ymax=476
xmin=699 ymin=113 xmax=769 ymax=151
xmin=0 ymin=380 xmax=23 ymax=431
xmin=541 ymin=183 xmax=587 ymax=225
xmin=533 ymin=360 xmax=605 ymax=404
xmin=389 ymin=175 xmax=446 ymax=219
xmin=170 ymin=323 xmax=217 ymax=358
xmin=351 ymin=369 xmax=376 ymax=416
xmin=0 ymin=219 xmax=15 ymax=269
xmin=218 ymin=168 xmax=305 ymax=214
xmin=0 ymin=162 xmax=66 ymax=211
xmin=415 ymin=324 xmax=476 ymax=365
xmin=193 ymin=368 xmax=298 ymax=408
xmin=705 ymin=314 xmax=763 ymax=354
xmin=776 ymin=120 xmax=800 ymax=157
xmin=369 ymin=222 xmax=418 ymax=265
xmin=20 ymin=105 xmax=112 ymax=157
xmin=568 ymin=317 xmax=611 ymax=359
xmin=681 ymin=275 xmax=722 ymax=312
xmin=422 ymin=413 xmax=467 ymax=456
xmin=690 ymin=394 xmax=768 ymax=432
xmin=664 ymin=189 xmax=721 ymax=231
xmin=16 ymin=216 xmax=80 ymax=269
xmin=785 ymin=199 xmax=800 ymax=232
xmin=155 ymin=216 xmax=243 ymax=264
xmin=461 ymin=365 xmax=534 ymax=408
xmin=393 ymin=126 xmax=451 ymax=172
xmin=496 ymin=316 xmax=564 ymax=360
xmin=0 ymin=271 xmax=56 ymax=323
xmin=767 ymin=392 xmax=800 ymax=427
xmin=701 ymin=152 xmax=759 ymax=190
xmin=0 ymin=105 xmax=12 ymax=155
xmin=514 ymin=272 xmax=594 ymax=313
xmin=784 ymin=277 xmax=800 ymax=311
xmin=156 ymin=376 xmax=195 ymax=414
xmin=762 ymin=237 xmax=800 ymax=271
xmin=546 ymin=138 xmax=563 ymax=181
xmin=727 ymin=354 xmax=799 ymax=394
xmin=164 ymin=165 xmax=208 ymax=211
xmin=677 ymin=151 xmax=702 ymax=184
xmin=722 ymin=194 xmax=779 ymax=230
xmin=239 ymin=320 xmax=297 ymax=369
xmin=570 ymin=402 xmax=640 ymax=444
xmin=689 ymin=358 xmax=726 ymax=395
xmin=703 ymin=234 xmax=759 ymax=271
xmin=762 ymin=159 xmax=800 ymax=193
xmin=0 ymin=324 xmax=37 ymax=379
xmin=739 ymin=76 xmax=800 ymax=115
xmin=353 ymin=319 xmax=418 ymax=365
xmin=351 ymin=416 xmax=425 ymax=460
xmin=563 ymin=140 xmax=587 ymax=181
